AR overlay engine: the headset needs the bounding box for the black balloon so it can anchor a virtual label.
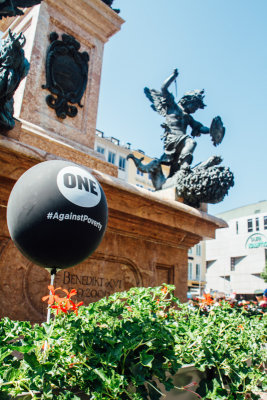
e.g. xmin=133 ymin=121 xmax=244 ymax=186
xmin=7 ymin=160 xmax=108 ymax=269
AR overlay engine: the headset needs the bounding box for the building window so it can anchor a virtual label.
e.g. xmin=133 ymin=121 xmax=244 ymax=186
xmin=206 ymin=261 xmax=214 ymax=269
xmin=247 ymin=219 xmax=253 ymax=232
xmin=188 ymin=248 xmax=193 ymax=255
xmin=236 ymin=221 xmax=239 ymax=234
xmin=196 ymin=244 xmax=201 ymax=256
xmin=196 ymin=264 xmax=201 ymax=280
xmin=119 ymin=156 xmax=126 ymax=171
xmin=255 ymin=217 xmax=259 ymax=231
xmin=188 ymin=262 xmax=193 ymax=280
xmin=137 ymin=169 xmax=143 ymax=176
xmin=264 ymin=216 xmax=267 ymax=230
xmin=96 ymin=146 xmax=104 ymax=155
xmin=108 ymin=151 xmax=116 ymax=164
xmin=230 ymin=257 xmax=236 ymax=271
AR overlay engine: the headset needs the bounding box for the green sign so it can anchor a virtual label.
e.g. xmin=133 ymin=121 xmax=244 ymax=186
xmin=245 ymin=233 xmax=267 ymax=249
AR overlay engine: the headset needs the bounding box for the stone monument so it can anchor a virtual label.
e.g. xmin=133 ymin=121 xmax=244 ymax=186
xmin=0 ymin=0 xmax=227 ymax=323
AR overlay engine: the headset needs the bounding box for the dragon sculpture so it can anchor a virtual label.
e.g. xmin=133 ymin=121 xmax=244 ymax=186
xmin=0 ymin=30 xmax=30 ymax=129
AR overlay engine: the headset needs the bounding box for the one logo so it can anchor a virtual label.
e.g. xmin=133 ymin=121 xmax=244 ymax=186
xmin=57 ymin=166 xmax=101 ymax=207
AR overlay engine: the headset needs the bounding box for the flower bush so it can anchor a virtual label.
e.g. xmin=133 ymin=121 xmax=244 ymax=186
xmin=189 ymin=293 xmax=267 ymax=317
xmin=0 ymin=285 xmax=266 ymax=400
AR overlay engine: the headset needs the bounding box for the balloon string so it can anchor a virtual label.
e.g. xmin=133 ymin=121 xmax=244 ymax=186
xmin=46 ymin=273 xmax=55 ymax=324
xmin=44 ymin=272 xmax=56 ymax=353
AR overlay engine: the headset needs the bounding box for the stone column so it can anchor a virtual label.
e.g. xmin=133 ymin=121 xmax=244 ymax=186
xmin=0 ymin=0 xmax=124 ymax=149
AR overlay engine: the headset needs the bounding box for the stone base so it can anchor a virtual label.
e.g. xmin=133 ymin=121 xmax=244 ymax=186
xmin=0 ymin=121 xmax=227 ymax=323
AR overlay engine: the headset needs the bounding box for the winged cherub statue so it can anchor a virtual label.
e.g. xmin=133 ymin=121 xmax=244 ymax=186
xmin=144 ymin=68 xmax=225 ymax=178
xmin=127 ymin=68 xmax=234 ymax=207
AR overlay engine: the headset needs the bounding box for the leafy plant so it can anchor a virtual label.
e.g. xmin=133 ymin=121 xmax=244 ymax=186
xmin=0 ymin=285 xmax=266 ymax=400
xmin=261 ymin=259 xmax=267 ymax=283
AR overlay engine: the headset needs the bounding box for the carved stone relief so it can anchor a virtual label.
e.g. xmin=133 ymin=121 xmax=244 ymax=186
xmin=42 ymin=32 xmax=89 ymax=119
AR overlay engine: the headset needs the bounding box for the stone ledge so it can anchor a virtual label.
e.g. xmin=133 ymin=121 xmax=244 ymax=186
xmin=47 ymin=0 xmax=125 ymax=42
xmin=0 ymin=0 xmax=125 ymax=42
xmin=1 ymin=120 xmax=118 ymax=177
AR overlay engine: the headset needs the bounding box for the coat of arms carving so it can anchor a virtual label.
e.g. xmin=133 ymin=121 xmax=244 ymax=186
xmin=42 ymin=32 xmax=89 ymax=119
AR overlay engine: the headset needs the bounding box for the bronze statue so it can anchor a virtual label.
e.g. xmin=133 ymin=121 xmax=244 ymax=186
xmin=0 ymin=30 xmax=30 ymax=130
xmin=127 ymin=69 xmax=234 ymax=208
xmin=144 ymin=69 xmax=225 ymax=177
xmin=101 ymin=0 xmax=120 ymax=13
xmin=0 ymin=0 xmax=43 ymax=19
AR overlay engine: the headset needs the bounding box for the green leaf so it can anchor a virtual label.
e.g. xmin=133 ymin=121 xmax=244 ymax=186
xmin=9 ymin=345 xmax=34 ymax=353
xmin=0 ymin=350 xmax=11 ymax=363
xmin=23 ymin=352 xmax=40 ymax=369
xmin=140 ymin=351 xmax=154 ymax=368
xmin=94 ymin=368 xmax=108 ymax=382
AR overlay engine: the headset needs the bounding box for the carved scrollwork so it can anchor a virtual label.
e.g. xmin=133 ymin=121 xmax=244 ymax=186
xmin=42 ymin=32 xmax=89 ymax=119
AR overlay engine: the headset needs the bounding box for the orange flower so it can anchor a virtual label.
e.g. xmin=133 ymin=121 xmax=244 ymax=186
xmin=237 ymin=324 xmax=244 ymax=331
xmin=42 ymin=285 xmax=62 ymax=305
xmin=62 ymin=288 xmax=78 ymax=298
xmin=51 ymin=303 xmax=68 ymax=315
xmin=43 ymin=287 xmax=83 ymax=315
xmin=61 ymin=289 xmax=78 ymax=310
xmin=202 ymin=293 xmax=214 ymax=305
xmin=161 ymin=286 xmax=168 ymax=294
xmin=69 ymin=300 xmax=84 ymax=316
xmin=126 ymin=306 xmax=133 ymax=312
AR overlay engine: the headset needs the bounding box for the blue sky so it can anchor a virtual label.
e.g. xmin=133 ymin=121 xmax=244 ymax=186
xmin=97 ymin=0 xmax=267 ymax=215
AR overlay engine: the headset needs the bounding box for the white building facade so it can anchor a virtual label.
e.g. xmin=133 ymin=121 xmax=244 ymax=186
xmin=94 ymin=130 xmax=160 ymax=190
xmin=94 ymin=130 xmax=131 ymax=181
xmin=187 ymin=241 xmax=206 ymax=296
xmin=205 ymin=201 xmax=267 ymax=296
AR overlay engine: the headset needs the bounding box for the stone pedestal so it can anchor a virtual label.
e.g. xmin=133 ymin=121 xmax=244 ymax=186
xmin=0 ymin=130 xmax=226 ymax=322
xmin=1 ymin=0 xmax=124 ymax=149
xmin=0 ymin=1 xmax=227 ymax=323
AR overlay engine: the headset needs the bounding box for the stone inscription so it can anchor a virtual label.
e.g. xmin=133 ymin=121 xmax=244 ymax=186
xmin=0 ymin=239 xmax=141 ymax=322
xmin=62 ymin=271 xmax=122 ymax=299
